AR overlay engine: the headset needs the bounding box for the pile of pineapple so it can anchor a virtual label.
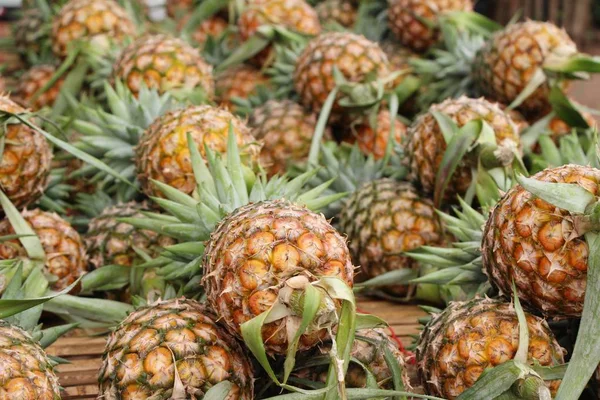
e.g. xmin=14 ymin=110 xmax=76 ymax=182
xmin=1 ymin=0 xmax=600 ymax=399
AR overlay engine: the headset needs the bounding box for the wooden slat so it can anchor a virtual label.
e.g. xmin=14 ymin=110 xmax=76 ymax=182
xmin=48 ymin=299 xmax=426 ymax=399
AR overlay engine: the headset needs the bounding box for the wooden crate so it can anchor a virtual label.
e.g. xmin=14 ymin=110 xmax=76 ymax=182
xmin=47 ymin=299 xmax=427 ymax=399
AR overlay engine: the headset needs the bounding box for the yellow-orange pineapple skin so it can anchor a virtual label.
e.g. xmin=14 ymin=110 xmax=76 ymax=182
xmin=316 ymin=0 xmax=357 ymax=28
xmin=14 ymin=65 xmax=65 ymax=111
xmin=187 ymin=15 xmax=230 ymax=46
xmin=406 ymin=96 xmax=520 ymax=200
xmin=215 ymin=65 xmax=270 ymax=111
xmin=417 ymin=298 xmax=564 ymax=399
xmin=113 ymin=34 xmax=215 ymax=99
xmin=248 ymin=99 xmax=325 ymax=176
xmin=203 ymin=200 xmax=354 ymax=355
xmin=0 ymin=209 xmax=87 ymax=291
xmin=135 ymin=105 xmax=260 ymax=198
xmin=344 ymin=110 xmax=407 ymax=160
xmin=166 ymin=0 xmax=194 ymax=19
xmin=388 ymin=0 xmax=473 ymax=52
xmin=239 ymin=0 xmax=321 ymax=66
xmin=482 ymin=164 xmax=600 ymax=317
xmin=293 ymin=32 xmax=391 ymax=119
xmin=339 ymin=179 xmax=443 ymax=296
xmin=51 ymin=0 xmax=136 ymax=58
xmin=85 ymin=202 xmax=176 ymax=269
xmin=296 ymin=328 xmax=411 ymax=389
xmin=0 ymin=321 xmax=61 ymax=400
xmin=99 ymin=299 xmax=254 ymax=399
xmin=475 ymin=21 xmax=577 ymax=115
xmin=0 ymin=96 xmax=52 ymax=211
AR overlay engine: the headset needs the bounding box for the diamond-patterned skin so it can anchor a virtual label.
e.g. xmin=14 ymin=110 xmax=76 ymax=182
xmin=203 ymin=200 xmax=354 ymax=354
xmin=239 ymin=0 xmax=321 ymax=66
xmin=474 ymin=21 xmax=577 ymax=115
xmin=339 ymin=179 xmax=443 ymax=296
xmin=482 ymin=164 xmax=600 ymax=317
xmin=248 ymin=99 xmax=324 ymax=176
xmin=406 ymin=96 xmax=520 ymax=201
xmin=417 ymin=298 xmax=564 ymax=399
xmin=215 ymin=65 xmax=270 ymax=111
xmin=0 ymin=209 xmax=87 ymax=291
xmin=344 ymin=110 xmax=407 ymax=160
xmin=99 ymin=299 xmax=254 ymax=400
xmin=51 ymin=0 xmax=136 ymax=58
xmin=0 ymin=96 xmax=52 ymax=212
xmin=135 ymin=105 xmax=260 ymax=198
xmin=14 ymin=65 xmax=65 ymax=111
xmin=316 ymin=0 xmax=357 ymax=28
xmin=0 ymin=321 xmax=61 ymax=400
xmin=388 ymin=0 xmax=473 ymax=52
xmin=293 ymin=32 xmax=391 ymax=119
xmin=113 ymin=35 xmax=215 ymax=99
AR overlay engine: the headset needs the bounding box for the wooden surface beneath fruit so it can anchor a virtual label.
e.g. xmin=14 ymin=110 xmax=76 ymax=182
xmin=46 ymin=299 xmax=426 ymax=399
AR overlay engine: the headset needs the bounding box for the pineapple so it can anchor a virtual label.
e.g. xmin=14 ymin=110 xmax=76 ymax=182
xmin=387 ymin=0 xmax=473 ymax=52
xmin=248 ymin=99 xmax=325 ymax=175
xmin=315 ymin=0 xmax=357 ymax=28
xmin=0 ymin=209 xmax=87 ymax=291
xmin=474 ymin=21 xmax=578 ymax=115
xmin=203 ymin=200 xmax=354 ymax=354
xmin=343 ymin=109 xmax=407 ymax=160
xmin=339 ymin=179 xmax=444 ymax=296
xmin=238 ymin=0 xmax=321 ymax=66
xmin=417 ymin=297 xmax=564 ymax=399
xmin=85 ymin=202 xmax=176 ymax=269
xmin=181 ymin=15 xmax=230 ymax=47
xmin=0 ymin=320 xmax=61 ymax=400
xmin=293 ymin=32 xmax=392 ymax=119
xmin=215 ymin=65 xmax=270 ymax=112
xmin=113 ymin=34 xmax=215 ymax=99
xmin=99 ymin=299 xmax=254 ymax=399
xmin=51 ymin=0 xmax=137 ymax=59
xmin=296 ymin=328 xmax=411 ymax=390
xmin=482 ymin=164 xmax=600 ymax=317
xmin=13 ymin=65 xmax=65 ymax=111
xmin=13 ymin=8 xmax=51 ymax=64
xmin=406 ymin=96 xmax=520 ymax=201
xmin=0 ymin=96 xmax=52 ymax=212
xmin=135 ymin=105 xmax=260 ymax=198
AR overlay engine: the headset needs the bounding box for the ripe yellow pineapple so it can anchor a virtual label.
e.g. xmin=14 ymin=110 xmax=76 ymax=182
xmin=344 ymin=110 xmax=407 ymax=160
xmin=203 ymin=200 xmax=354 ymax=354
xmin=417 ymin=298 xmax=564 ymax=399
xmin=238 ymin=0 xmax=321 ymax=66
xmin=0 ymin=96 xmax=52 ymax=211
xmin=293 ymin=32 xmax=392 ymax=119
xmin=339 ymin=179 xmax=444 ymax=296
xmin=296 ymin=328 xmax=411 ymax=390
xmin=248 ymin=99 xmax=325 ymax=175
xmin=113 ymin=34 xmax=215 ymax=99
xmin=482 ymin=164 xmax=600 ymax=317
xmin=180 ymin=15 xmax=230 ymax=46
xmin=406 ymin=96 xmax=520 ymax=201
xmin=215 ymin=65 xmax=270 ymax=111
xmin=14 ymin=65 xmax=65 ymax=111
xmin=99 ymin=299 xmax=254 ymax=399
xmin=388 ymin=0 xmax=473 ymax=52
xmin=135 ymin=105 xmax=260 ymax=198
xmin=474 ymin=21 xmax=578 ymax=115
xmin=166 ymin=0 xmax=195 ymax=19
xmin=51 ymin=0 xmax=137 ymax=58
xmin=0 ymin=209 xmax=87 ymax=291
xmin=315 ymin=0 xmax=357 ymax=28
xmin=85 ymin=202 xmax=176 ymax=269
xmin=0 ymin=321 xmax=61 ymax=400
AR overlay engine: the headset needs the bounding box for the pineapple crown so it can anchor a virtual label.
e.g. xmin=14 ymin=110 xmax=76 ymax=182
xmin=121 ymin=129 xmax=344 ymax=285
xmin=407 ymin=197 xmax=490 ymax=299
xmin=68 ymin=81 xmax=181 ymax=202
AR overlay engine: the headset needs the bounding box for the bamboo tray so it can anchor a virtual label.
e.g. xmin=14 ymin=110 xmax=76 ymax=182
xmin=46 ymin=299 xmax=426 ymax=399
